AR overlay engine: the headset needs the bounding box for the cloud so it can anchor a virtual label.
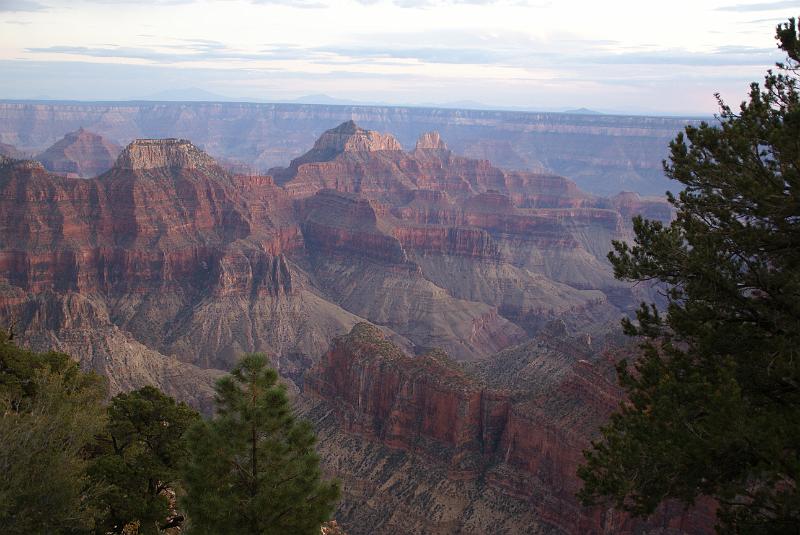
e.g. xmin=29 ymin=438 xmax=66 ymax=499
xmin=319 ymin=45 xmax=510 ymax=65
xmin=27 ymin=35 xmax=780 ymax=71
xmin=583 ymin=49 xmax=776 ymax=67
xmin=25 ymin=43 xmax=323 ymax=63
xmin=356 ymin=0 xmax=550 ymax=6
xmin=247 ymin=0 xmax=327 ymax=7
xmin=75 ymin=0 xmax=327 ymax=5
xmin=77 ymin=0 xmax=194 ymax=4
xmin=0 ymin=0 xmax=47 ymax=12
xmin=0 ymin=57 xmax=761 ymax=116
xmin=743 ymin=16 xmax=791 ymax=24
xmin=317 ymin=27 xmax=779 ymax=69
xmin=716 ymin=1 xmax=798 ymax=12
xmin=26 ymin=45 xmax=200 ymax=63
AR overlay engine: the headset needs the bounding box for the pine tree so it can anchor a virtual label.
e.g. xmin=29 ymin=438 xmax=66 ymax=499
xmin=578 ymin=19 xmax=800 ymax=533
xmin=90 ymin=386 xmax=200 ymax=534
xmin=182 ymin=354 xmax=340 ymax=535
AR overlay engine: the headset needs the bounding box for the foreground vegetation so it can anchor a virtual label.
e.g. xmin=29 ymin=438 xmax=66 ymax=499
xmin=0 ymin=334 xmax=338 ymax=534
xmin=579 ymin=18 xmax=800 ymax=533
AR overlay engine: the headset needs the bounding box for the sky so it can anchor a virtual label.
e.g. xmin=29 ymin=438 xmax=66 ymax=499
xmin=0 ymin=0 xmax=796 ymax=115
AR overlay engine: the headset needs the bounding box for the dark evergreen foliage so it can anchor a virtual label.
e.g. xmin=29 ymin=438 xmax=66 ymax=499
xmin=182 ymin=353 xmax=340 ymax=535
xmin=0 ymin=332 xmax=108 ymax=534
xmin=578 ymin=19 xmax=800 ymax=533
xmin=90 ymin=386 xmax=200 ymax=534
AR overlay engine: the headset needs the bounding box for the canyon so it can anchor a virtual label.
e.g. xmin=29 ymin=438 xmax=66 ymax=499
xmin=0 ymin=100 xmax=698 ymax=195
xmin=0 ymin=120 xmax=703 ymax=532
xmin=303 ymin=323 xmax=714 ymax=534
xmin=35 ymin=128 xmax=121 ymax=178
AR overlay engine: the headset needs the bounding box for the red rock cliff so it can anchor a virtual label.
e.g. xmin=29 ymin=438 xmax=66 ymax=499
xmin=306 ymin=323 xmax=715 ymax=534
xmin=0 ymin=141 xmax=296 ymax=295
xmin=35 ymin=128 xmax=121 ymax=178
xmin=306 ymin=324 xmax=510 ymax=474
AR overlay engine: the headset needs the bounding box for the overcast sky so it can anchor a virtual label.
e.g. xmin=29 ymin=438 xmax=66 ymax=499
xmin=0 ymin=0 xmax=795 ymax=114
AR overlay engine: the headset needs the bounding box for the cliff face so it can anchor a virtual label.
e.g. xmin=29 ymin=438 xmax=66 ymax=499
xmin=414 ymin=131 xmax=448 ymax=151
xmin=611 ymin=190 xmax=675 ymax=222
xmin=305 ymin=323 xmax=714 ymax=534
xmin=304 ymin=120 xmax=403 ymax=155
xmin=0 ymin=141 xmax=252 ymax=285
xmin=282 ymin=126 xmax=643 ymax=332
xmin=0 ymin=124 xmax=698 ymax=530
xmin=113 ymin=138 xmax=216 ymax=171
xmin=35 ymin=128 xmax=121 ymax=178
xmin=0 ymin=143 xmax=360 ymax=400
xmin=277 ymin=127 xmax=593 ymax=210
xmin=296 ymin=188 xmax=526 ymax=361
xmin=0 ymin=101 xmax=694 ymax=195
xmin=0 ymin=142 xmax=24 ymax=159
xmin=1 ymin=123 xmax=667 ymax=370
xmin=306 ymin=324 xmax=509 ymax=474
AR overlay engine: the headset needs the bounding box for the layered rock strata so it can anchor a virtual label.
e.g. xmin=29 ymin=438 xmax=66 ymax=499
xmin=0 ymin=142 xmax=23 ymax=159
xmin=0 ymin=124 xmax=692 ymax=531
xmin=304 ymin=323 xmax=714 ymax=534
xmin=35 ymin=128 xmax=121 ymax=177
xmin=0 ymin=142 xmax=360 ymax=401
xmin=0 ymin=100 xmax=696 ymax=195
xmin=1 ymin=123 xmax=671 ymax=375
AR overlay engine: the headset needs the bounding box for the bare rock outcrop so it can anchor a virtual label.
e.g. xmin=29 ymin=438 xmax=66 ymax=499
xmin=278 ymin=121 xmax=403 ymax=180
xmin=0 ymin=100 xmax=693 ymax=195
xmin=114 ymin=138 xmax=217 ymax=171
xmin=414 ymin=130 xmax=448 ymax=151
xmin=306 ymin=323 xmax=510 ymax=473
xmin=314 ymin=120 xmax=403 ymax=153
xmin=0 ymin=127 xmax=692 ymax=531
xmin=0 ymin=142 xmax=23 ymax=159
xmin=0 ymin=126 xmax=667 ymax=377
xmin=35 ymin=128 xmax=121 ymax=178
xmin=276 ymin=121 xmax=597 ymax=211
xmin=0 ymin=144 xmax=361 ymax=399
xmin=611 ymin=190 xmax=673 ymax=223
xmin=305 ymin=323 xmax=715 ymax=534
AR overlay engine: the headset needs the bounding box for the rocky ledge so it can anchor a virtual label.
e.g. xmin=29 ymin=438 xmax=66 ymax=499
xmin=113 ymin=138 xmax=217 ymax=171
xmin=414 ymin=131 xmax=448 ymax=151
xmin=305 ymin=323 xmax=715 ymax=534
xmin=315 ymin=120 xmax=402 ymax=153
xmin=35 ymin=128 xmax=121 ymax=178
xmin=282 ymin=121 xmax=403 ymax=172
xmin=0 ymin=155 xmax=44 ymax=171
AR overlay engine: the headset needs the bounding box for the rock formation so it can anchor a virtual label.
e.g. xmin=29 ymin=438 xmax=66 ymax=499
xmin=114 ymin=138 xmax=215 ymax=171
xmin=610 ymin=190 xmax=674 ymax=222
xmin=0 ymin=101 xmax=695 ymax=195
xmin=0 ymin=142 xmax=23 ymax=159
xmin=35 ymin=128 xmax=121 ymax=177
xmin=276 ymin=123 xmax=596 ymax=210
xmin=0 ymin=142 xmax=359 ymax=404
xmin=0 ymin=122 xmax=670 ymax=370
xmin=414 ymin=131 xmax=448 ymax=151
xmin=304 ymin=323 xmax=715 ymax=534
xmin=0 ymin=123 xmax=689 ymax=532
xmin=308 ymin=120 xmax=402 ymax=154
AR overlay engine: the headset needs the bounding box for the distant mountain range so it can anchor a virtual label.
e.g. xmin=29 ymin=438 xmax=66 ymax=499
xmin=564 ymin=107 xmax=603 ymax=115
xmin=128 ymin=87 xmax=686 ymax=117
xmin=0 ymin=99 xmax=701 ymax=196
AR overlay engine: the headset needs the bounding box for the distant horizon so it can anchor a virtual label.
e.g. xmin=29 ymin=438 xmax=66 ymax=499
xmin=0 ymin=94 xmax=715 ymax=120
xmin=1 ymin=0 xmax=795 ymax=116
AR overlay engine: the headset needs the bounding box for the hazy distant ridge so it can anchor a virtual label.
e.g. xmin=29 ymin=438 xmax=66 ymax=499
xmin=0 ymin=100 xmax=698 ymax=195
